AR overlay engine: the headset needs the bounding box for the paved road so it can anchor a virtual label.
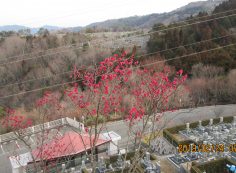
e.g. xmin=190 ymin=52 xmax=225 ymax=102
xmin=105 ymin=104 xmax=236 ymax=148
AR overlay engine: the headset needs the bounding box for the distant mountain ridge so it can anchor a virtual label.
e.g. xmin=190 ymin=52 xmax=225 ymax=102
xmin=0 ymin=25 xmax=62 ymax=34
xmin=0 ymin=25 xmax=28 ymax=32
xmin=0 ymin=0 xmax=227 ymax=33
xmin=85 ymin=0 xmax=227 ymax=30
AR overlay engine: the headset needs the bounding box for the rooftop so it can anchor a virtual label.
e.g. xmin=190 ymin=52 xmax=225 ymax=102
xmin=32 ymin=131 xmax=110 ymax=161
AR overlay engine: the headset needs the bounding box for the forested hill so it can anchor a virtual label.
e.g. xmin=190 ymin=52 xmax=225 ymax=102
xmin=214 ymin=0 xmax=236 ymax=12
xmin=147 ymin=0 xmax=236 ymax=73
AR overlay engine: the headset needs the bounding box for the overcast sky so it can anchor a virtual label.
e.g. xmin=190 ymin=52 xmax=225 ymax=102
xmin=0 ymin=0 xmax=206 ymax=27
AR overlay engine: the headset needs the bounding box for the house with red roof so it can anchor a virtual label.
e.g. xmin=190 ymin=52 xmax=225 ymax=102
xmin=7 ymin=117 xmax=121 ymax=173
xmin=32 ymin=131 xmax=111 ymax=161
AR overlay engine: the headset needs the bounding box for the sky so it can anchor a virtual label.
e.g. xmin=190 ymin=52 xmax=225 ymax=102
xmin=0 ymin=0 xmax=206 ymax=27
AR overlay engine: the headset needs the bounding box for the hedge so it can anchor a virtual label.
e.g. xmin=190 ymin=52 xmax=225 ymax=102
xmin=107 ymin=151 xmax=157 ymax=164
xmin=163 ymin=128 xmax=197 ymax=147
xmin=83 ymin=167 xmax=144 ymax=173
xmin=82 ymin=169 xmax=89 ymax=173
xmin=191 ymin=158 xmax=236 ymax=173
xmin=105 ymin=165 xmax=144 ymax=173
xmin=107 ymin=152 xmax=135 ymax=164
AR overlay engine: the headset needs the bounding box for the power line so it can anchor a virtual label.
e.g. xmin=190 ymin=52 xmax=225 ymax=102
xmin=0 ymin=43 xmax=235 ymax=100
xmin=0 ymin=44 xmax=79 ymax=62
xmin=127 ymin=13 xmax=236 ymax=39
xmin=1 ymin=11 xmax=236 ymax=66
xmin=0 ymin=44 xmax=135 ymax=66
xmin=84 ymin=12 xmax=236 ymax=50
xmin=21 ymin=3 xmax=236 ymax=30
xmin=0 ymin=33 xmax=234 ymax=89
xmin=0 ymin=36 xmax=133 ymax=63
xmin=0 ymin=10 xmax=235 ymax=96
xmin=0 ymin=45 xmax=84 ymax=66
xmin=138 ymin=43 xmax=236 ymax=68
xmin=1 ymin=7 xmax=236 ymax=42
xmin=0 ymin=70 xmax=73 ymax=88
xmin=151 ymin=8 xmax=236 ymax=30
xmin=137 ymin=33 xmax=236 ymax=57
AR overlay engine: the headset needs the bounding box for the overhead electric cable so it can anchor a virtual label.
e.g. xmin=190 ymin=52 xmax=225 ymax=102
xmin=0 ymin=43 xmax=235 ymax=99
xmin=0 ymin=33 xmax=234 ymax=88
xmin=1 ymin=12 xmax=236 ymax=66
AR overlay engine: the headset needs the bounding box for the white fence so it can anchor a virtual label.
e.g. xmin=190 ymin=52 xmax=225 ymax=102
xmin=0 ymin=117 xmax=84 ymax=143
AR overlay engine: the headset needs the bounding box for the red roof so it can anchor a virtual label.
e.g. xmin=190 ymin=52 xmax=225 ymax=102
xmin=32 ymin=132 xmax=109 ymax=161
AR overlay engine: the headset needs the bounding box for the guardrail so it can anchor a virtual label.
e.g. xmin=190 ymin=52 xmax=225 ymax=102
xmin=0 ymin=117 xmax=84 ymax=143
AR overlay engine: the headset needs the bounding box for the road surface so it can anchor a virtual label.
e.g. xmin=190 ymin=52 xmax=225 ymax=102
xmin=105 ymin=104 xmax=236 ymax=148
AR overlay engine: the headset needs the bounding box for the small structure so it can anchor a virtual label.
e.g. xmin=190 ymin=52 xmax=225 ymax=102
xmin=9 ymin=152 xmax=33 ymax=173
xmin=101 ymin=131 xmax=121 ymax=155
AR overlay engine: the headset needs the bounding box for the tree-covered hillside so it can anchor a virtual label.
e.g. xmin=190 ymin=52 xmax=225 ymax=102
xmin=147 ymin=0 xmax=236 ymax=73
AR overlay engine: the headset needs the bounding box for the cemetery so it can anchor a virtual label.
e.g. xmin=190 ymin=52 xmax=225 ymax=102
xmin=163 ymin=115 xmax=236 ymax=173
